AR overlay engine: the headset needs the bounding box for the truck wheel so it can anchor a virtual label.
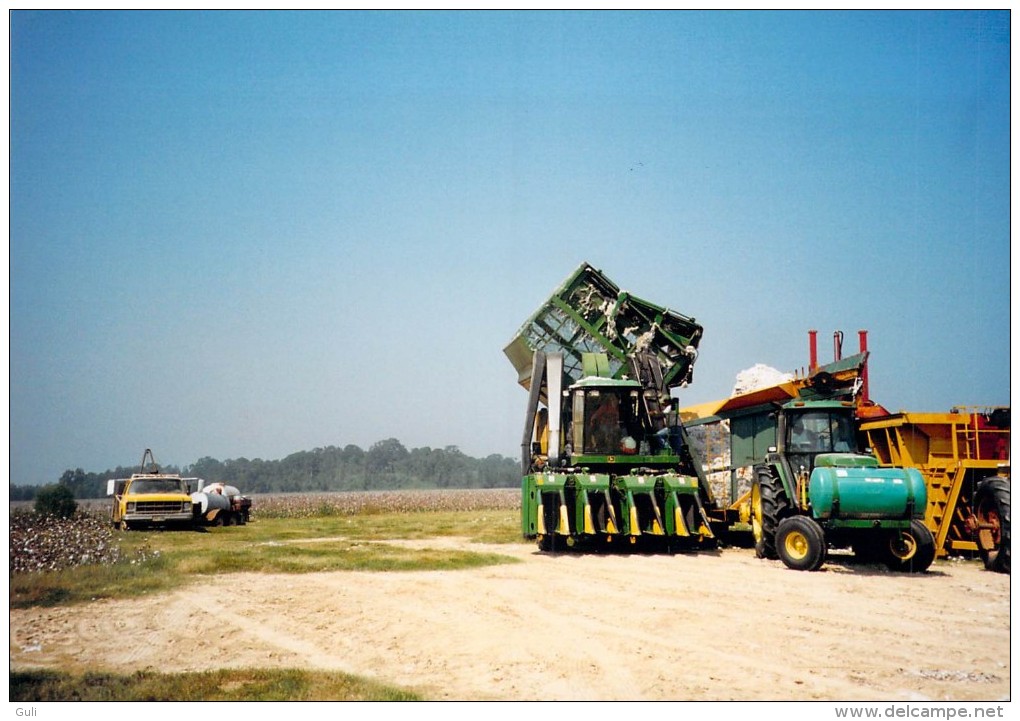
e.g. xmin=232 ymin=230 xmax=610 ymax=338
xmin=775 ymin=516 xmax=826 ymax=571
xmin=974 ymin=477 xmax=1010 ymax=574
xmin=882 ymin=520 xmax=936 ymax=573
xmin=753 ymin=466 xmax=789 ymax=560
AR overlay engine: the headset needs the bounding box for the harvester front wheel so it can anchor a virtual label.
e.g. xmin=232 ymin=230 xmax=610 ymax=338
xmin=881 ymin=520 xmax=936 ymax=573
xmin=538 ymin=533 xmax=569 ymax=553
xmin=974 ymin=477 xmax=1010 ymax=574
xmin=775 ymin=516 xmax=826 ymax=571
xmin=752 ymin=466 xmax=789 ymax=560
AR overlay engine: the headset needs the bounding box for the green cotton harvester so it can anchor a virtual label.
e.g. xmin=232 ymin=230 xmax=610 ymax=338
xmin=503 ymin=262 xmax=717 ymax=552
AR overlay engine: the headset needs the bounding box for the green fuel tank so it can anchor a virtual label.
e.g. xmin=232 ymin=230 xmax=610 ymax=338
xmin=808 ymin=454 xmax=927 ymax=520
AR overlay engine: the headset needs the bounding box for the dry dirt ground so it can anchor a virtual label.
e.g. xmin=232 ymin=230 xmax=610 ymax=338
xmin=8 ymin=538 xmax=1011 ymax=702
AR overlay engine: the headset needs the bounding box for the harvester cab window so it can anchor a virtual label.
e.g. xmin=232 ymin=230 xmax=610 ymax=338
xmin=580 ymin=389 xmax=640 ymax=455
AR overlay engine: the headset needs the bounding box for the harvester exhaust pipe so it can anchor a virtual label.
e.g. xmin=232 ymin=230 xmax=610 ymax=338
xmin=858 ymin=330 xmax=870 ymax=405
xmin=808 ymin=330 xmax=818 ymax=373
xmin=833 ymin=331 xmax=843 ymax=362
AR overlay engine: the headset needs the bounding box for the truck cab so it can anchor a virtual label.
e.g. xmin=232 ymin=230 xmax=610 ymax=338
xmin=107 ymin=472 xmax=194 ymax=530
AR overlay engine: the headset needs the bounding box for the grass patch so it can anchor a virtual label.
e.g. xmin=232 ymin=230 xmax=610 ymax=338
xmin=10 ymin=668 xmax=421 ymax=701
xmin=11 ymin=509 xmax=524 ymax=609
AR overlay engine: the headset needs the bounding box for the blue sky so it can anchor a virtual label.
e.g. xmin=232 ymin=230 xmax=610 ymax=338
xmin=9 ymin=10 xmax=1011 ymax=485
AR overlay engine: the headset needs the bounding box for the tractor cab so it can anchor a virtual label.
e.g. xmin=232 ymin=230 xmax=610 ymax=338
xmin=780 ymin=403 xmax=858 ymax=476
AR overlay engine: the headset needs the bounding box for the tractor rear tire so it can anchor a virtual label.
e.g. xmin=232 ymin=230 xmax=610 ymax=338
xmin=753 ymin=465 xmax=789 ymax=560
xmin=974 ymin=477 xmax=1010 ymax=574
xmin=881 ymin=520 xmax=936 ymax=573
xmin=775 ymin=516 xmax=827 ymax=571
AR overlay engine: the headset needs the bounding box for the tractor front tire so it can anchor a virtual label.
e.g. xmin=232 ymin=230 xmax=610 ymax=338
xmin=974 ymin=477 xmax=1010 ymax=574
xmin=776 ymin=515 xmax=827 ymax=571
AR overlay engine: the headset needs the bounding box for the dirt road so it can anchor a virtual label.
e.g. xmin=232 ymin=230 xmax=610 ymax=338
xmin=8 ymin=538 xmax=1011 ymax=701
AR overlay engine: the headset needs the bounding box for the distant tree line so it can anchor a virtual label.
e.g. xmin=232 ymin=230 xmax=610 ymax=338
xmin=9 ymin=439 xmax=520 ymax=500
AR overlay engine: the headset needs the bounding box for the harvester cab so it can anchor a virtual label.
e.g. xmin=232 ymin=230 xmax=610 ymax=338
xmin=529 ymin=351 xmax=692 ymax=472
xmin=506 ymin=263 xmax=716 ymax=553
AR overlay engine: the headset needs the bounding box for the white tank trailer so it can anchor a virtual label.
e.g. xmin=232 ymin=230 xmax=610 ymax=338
xmin=187 ymin=479 xmax=252 ymax=526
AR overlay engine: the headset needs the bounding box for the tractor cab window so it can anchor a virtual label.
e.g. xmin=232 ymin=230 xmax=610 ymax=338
xmin=574 ymin=388 xmax=641 ymax=455
xmin=787 ymin=411 xmax=855 ymax=454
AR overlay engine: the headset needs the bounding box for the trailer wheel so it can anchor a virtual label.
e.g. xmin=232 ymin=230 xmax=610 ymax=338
xmin=752 ymin=466 xmax=789 ymax=560
xmin=974 ymin=477 xmax=1010 ymax=574
xmin=776 ymin=516 xmax=826 ymax=571
xmin=881 ymin=520 xmax=936 ymax=573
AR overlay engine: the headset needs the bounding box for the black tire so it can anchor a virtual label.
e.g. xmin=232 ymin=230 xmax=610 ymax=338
xmin=752 ymin=465 xmax=790 ymax=560
xmin=881 ymin=520 xmax=936 ymax=573
xmin=974 ymin=477 xmax=1010 ymax=574
xmin=776 ymin=516 xmax=827 ymax=571
xmin=851 ymin=536 xmax=881 ymax=563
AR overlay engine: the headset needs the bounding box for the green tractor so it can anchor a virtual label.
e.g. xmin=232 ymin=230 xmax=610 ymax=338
xmin=747 ymin=399 xmax=936 ymax=572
